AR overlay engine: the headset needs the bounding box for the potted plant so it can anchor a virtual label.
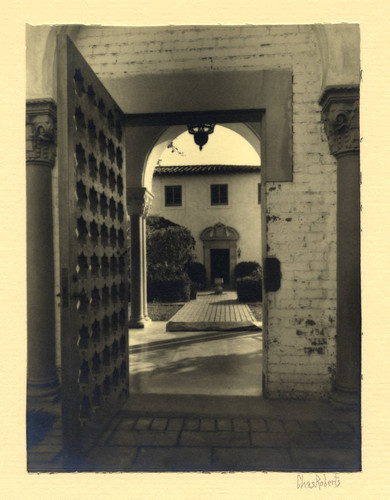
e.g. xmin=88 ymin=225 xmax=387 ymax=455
xmin=190 ymin=281 xmax=199 ymax=300
xmin=214 ymin=277 xmax=224 ymax=295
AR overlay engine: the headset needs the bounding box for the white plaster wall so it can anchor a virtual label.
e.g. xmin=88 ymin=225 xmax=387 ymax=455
xmin=150 ymin=173 xmax=262 ymax=267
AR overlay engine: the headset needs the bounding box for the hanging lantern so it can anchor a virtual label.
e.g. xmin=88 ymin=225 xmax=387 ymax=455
xmin=187 ymin=123 xmax=215 ymax=150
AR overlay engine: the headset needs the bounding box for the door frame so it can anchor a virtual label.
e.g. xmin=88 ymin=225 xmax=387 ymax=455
xmin=200 ymin=223 xmax=239 ymax=287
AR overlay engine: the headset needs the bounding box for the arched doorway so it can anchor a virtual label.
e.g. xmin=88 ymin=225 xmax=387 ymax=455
xmin=200 ymin=223 xmax=240 ymax=287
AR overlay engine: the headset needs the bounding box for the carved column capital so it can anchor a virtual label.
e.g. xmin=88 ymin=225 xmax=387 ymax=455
xmin=26 ymin=99 xmax=57 ymax=168
xmin=319 ymin=86 xmax=360 ymax=158
xmin=127 ymin=187 xmax=154 ymax=217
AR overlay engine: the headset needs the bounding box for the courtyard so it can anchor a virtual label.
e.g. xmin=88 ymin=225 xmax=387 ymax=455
xmin=27 ymin=291 xmax=360 ymax=472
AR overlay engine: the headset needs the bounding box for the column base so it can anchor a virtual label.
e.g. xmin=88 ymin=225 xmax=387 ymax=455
xmin=128 ymin=318 xmax=146 ymax=329
xmin=27 ymin=376 xmax=60 ymax=401
xmin=330 ymin=386 xmax=360 ymax=410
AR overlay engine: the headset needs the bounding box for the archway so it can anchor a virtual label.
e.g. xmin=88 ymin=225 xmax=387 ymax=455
xmin=127 ymin=119 xmax=263 ymax=329
xmin=143 ymin=122 xmax=261 ymax=192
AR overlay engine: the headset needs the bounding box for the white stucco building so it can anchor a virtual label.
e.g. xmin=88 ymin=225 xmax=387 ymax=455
xmin=150 ymin=164 xmax=262 ymax=286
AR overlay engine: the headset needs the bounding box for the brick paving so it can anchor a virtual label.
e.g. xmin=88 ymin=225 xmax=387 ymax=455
xmin=170 ymin=291 xmax=256 ymax=323
xmin=166 ymin=291 xmax=261 ymax=331
xmin=79 ymin=411 xmax=360 ymax=472
xmin=27 ymin=400 xmax=360 ymax=472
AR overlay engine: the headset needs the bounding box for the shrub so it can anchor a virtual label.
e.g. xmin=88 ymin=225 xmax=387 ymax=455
xmin=147 ymin=223 xmax=195 ymax=279
xmin=236 ymin=275 xmax=263 ymax=302
xmin=147 ymin=215 xmax=179 ymax=231
xmin=145 ymin=217 xmax=195 ymax=303
xmin=189 ymin=281 xmax=198 ymax=300
xmin=234 ymin=261 xmax=262 ymax=280
xmin=147 ymin=273 xmax=191 ymax=302
xmin=185 ymin=261 xmax=207 ymax=290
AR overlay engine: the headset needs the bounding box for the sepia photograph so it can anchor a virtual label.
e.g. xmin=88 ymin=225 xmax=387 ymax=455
xmin=25 ymin=23 xmax=361 ymax=474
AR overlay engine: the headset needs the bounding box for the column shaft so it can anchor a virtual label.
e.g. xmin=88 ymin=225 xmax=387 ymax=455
xmin=129 ymin=214 xmax=144 ymax=328
xmin=336 ymin=153 xmax=361 ymax=393
xmin=26 ymin=99 xmax=59 ymax=399
xmin=127 ymin=187 xmax=154 ymax=329
xmin=141 ymin=217 xmax=150 ymax=321
xmin=320 ymin=87 xmax=361 ymax=407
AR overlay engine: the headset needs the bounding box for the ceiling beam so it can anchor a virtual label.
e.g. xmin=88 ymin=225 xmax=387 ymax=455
xmin=124 ymin=109 xmax=264 ymax=127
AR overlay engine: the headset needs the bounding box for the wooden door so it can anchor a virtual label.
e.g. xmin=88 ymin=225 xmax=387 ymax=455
xmin=57 ymin=35 xmax=129 ymax=466
xmin=210 ymin=249 xmax=230 ymax=285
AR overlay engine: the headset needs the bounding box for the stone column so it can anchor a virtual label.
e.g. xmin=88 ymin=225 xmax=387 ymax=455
xmin=127 ymin=188 xmax=154 ymax=328
xmin=141 ymin=216 xmax=151 ymax=322
xmin=26 ymin=99 xmax=59 ymax=399
xmin=320 ymin=86 xmax=361 ymax=407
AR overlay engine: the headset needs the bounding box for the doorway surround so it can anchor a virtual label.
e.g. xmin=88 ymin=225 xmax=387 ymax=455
xmin=200 ymin=222 xmax=240 ymax=287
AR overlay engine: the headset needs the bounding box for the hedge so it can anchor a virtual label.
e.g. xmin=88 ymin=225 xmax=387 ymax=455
xmin=234 ymin=261 xmax=262 ymax=280
xmin=236 ymin=275 xmax=263 ymax=302
xmin=147 ymin=275 xmax=191 ymax=302
xmin=185 ymin=261 xmax=207 ymax=290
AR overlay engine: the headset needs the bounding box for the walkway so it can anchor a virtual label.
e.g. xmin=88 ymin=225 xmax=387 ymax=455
xmin=28 ymin=396 xmax=360 ymax=472
xmin=166 ymin=291 xmax=261 ymax=331
xmin=27 ymin=293 xmax=360 ymax=473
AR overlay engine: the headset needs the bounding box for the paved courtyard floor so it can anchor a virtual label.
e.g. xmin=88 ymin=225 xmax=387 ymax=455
xmin=27 ymin=292 xmax=361 ymax=473
xmin=28 ymin=396 xmax=360 ymax=473
xmin=130 ymin=321 xmax=263 ymax=396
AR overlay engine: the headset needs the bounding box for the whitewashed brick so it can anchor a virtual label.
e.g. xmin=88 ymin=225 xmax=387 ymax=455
xmin=71 ymin=24 xmax=339 ymax=400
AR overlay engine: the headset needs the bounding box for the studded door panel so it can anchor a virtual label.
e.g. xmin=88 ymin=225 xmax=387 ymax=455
xmin=57 ymin=35 xmax=128 ymax=459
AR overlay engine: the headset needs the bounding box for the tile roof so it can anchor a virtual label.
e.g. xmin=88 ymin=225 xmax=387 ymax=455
xmin=153 ymin=164 xmax=261 ymax=176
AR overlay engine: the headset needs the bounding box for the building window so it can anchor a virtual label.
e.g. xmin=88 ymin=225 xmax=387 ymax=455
xmin=211 ymin=184 xmax=228 ymax=205
xmin=258 ymin=183 xmax=261 ymax=204
xmin=165 ymin=185 xmax=182 ymax=206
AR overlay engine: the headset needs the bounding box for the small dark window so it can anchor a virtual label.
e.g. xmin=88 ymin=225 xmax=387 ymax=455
xmin=211 ymin=184 xmax=228 ymax=205
xmin=165 ymin=185 xmax=182 ymax=206
xmin=258 ymin=183 xmax=261 ymax=204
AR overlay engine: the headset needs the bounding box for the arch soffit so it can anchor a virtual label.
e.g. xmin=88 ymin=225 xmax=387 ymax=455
xmin=312 ymin=24 xmax=360 ymax=94
xmin=143 ymin=122 xmax=261 ymax=191
xmin=27 ymin=25 xmax=82 ymax=99
xmin=200 ymin=223 xmax=240 ymax=242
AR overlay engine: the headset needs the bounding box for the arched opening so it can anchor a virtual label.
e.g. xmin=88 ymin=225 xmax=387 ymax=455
xmin=144 ymin=122 xmax=261 ymax=191
xmin=129 ymin=120 xmax=263 ymax=399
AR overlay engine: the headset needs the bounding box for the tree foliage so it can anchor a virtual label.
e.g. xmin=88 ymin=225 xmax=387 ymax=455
xmin=146 ymin=217 xmax=195 ymax=281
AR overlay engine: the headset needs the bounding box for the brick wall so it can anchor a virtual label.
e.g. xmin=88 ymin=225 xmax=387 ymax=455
xmin=73 ymin=25 xmax=337 ymax=398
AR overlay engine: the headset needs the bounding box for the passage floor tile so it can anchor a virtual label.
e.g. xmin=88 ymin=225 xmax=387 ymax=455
xmin=82 ymin=446 xmax=138 ymax=471
xmin=108 ymin=430 xmax=179 ymax=447
xmin=134 ymin=447 xmax=212 ymax=471
xmin=321 ymin=432 xmax=360 ymax=449
xmin=287 ymin=432 xmax=325 ymax=448
xmin=290 ymin=447 xmax=361 ymax=471
xmin=251 ymin=432 xmax=291 ymax=447
xmin=167 ymin=418 xmax=184 ymax=431
xmin=213 ymin=447 xmax=292 ymax=471
xmin=180 ymin=431 xmax=251 ymax=447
